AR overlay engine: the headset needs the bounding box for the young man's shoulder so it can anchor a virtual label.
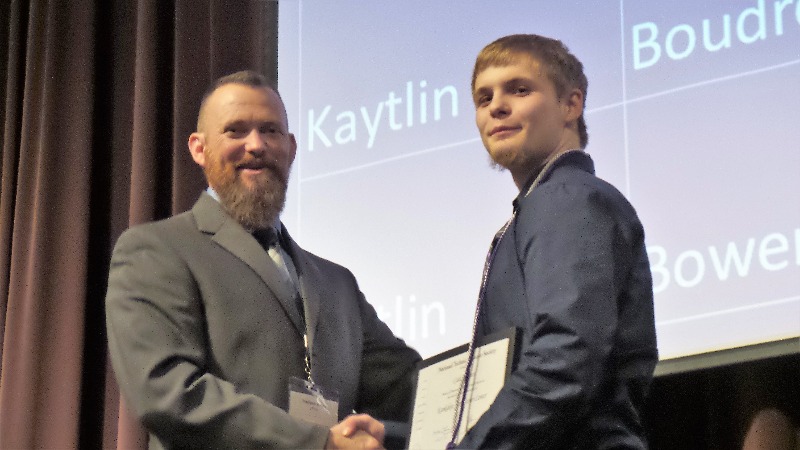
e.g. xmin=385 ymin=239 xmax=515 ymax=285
xmin=523 ymin=165 xmax=642 ymax=226
xmin=531 ymin=165 xmax=624 ymax=202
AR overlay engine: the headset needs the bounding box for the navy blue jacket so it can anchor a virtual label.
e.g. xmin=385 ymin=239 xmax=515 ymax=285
xmin=458 ymin=151 xmax=658 ymax=449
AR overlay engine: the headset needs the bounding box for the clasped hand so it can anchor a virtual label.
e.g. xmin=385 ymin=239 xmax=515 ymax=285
xmin=325 ymin=413 xmax=386 ymax=450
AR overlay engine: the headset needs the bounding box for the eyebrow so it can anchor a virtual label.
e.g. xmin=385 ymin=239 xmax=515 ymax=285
xmin=222 ymin=119 xmax=285 ymax=130
xmin=473 ymin=76 xmax=535 ymax=100
xmin=497 ymin=77 xmax=535 ymax=89
xmin=475 ymin=76 xmax=535 ymax=92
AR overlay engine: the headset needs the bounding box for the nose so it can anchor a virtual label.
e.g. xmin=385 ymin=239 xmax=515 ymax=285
xmin=489 ymin=94 xmax=509 ymax=118
xmin=244 ymin=129 xmax=267 ymax=154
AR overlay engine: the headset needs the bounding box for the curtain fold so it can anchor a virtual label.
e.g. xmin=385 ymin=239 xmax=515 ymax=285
xmin=0 ymin=1 xmax=277 ymax=448
xmin=0 ymin=0 xmax=24 ymax=374
xmin=1 ymin=1 xmax=96 ymax=448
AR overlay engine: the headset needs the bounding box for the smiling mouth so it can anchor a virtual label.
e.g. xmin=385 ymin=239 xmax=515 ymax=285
xmin=237 ymin=161 xmax=287 ymax=182
xmin=490 ymin=126 xmax=520 ymax=137
xmin=239 ymin=165 xmax=266 ymax=172
xmin=237 ymin=159 xmax=269 ymax=172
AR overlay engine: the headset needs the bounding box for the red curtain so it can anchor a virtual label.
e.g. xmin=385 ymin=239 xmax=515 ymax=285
xmin=0 ymin=1 xmax=277 ymax=448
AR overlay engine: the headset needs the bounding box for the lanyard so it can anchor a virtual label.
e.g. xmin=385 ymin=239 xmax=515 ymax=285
xmin=447 ymin=212 xmax=516 ymax=449
xmin=446 ymin=149 xmax=583 ymax=448
xmin=263 ymin=228 xmax=316 ymax=386
xmin=282 ymin=247 xmax=315 ymax=386
xmin=300 ymin=306 xmax=315 ymax=385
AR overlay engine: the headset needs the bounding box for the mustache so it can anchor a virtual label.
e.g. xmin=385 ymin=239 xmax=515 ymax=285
xmin=235 ymin=157 xmax=289 ymax=183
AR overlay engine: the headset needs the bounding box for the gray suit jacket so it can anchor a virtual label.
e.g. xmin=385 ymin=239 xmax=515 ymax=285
xmin=106 ymin=193 xmax=420 ymax=449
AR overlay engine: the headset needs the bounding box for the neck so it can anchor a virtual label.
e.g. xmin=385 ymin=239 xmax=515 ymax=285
xmin=515 ymin=147 xmax=583 ymax=191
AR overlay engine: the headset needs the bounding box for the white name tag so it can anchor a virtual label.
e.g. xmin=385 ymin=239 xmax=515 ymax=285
xmin=288 ymin=376 xmax=339 ymax=427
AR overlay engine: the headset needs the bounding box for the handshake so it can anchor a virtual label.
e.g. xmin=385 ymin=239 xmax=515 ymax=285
xmin=325 ymin=414 xmax=390 ymax=450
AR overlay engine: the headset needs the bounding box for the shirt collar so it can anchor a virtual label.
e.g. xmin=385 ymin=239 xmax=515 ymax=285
xmin=512 ymin=150 xmax=593 ymax=211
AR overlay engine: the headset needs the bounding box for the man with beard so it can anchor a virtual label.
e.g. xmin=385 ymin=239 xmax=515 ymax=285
xmin=450 ymin=35 xmax=657 ymax=449
xmin=105 ymin=71 xmax=421 ymax=450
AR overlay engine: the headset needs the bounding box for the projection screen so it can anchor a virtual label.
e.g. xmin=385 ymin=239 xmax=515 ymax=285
xmin=277 ymin=0 xmax=800 ymax=371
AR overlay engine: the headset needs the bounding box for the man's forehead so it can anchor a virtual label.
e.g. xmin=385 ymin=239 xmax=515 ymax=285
xmin=204 ymin=84 xmax=287 ymax=125
xmin=209 ymin=84 xmax=277 ymax=108
xmin=474 ymin=58 xmax=545 ymax=86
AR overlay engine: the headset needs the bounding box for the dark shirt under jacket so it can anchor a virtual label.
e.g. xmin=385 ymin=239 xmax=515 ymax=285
xmin=458 ymin=151 xmax=658 ymax=449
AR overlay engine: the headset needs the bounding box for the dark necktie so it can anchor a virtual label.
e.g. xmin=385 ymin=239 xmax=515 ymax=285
xmin=253 ymin=227 xmax=279 ymax=249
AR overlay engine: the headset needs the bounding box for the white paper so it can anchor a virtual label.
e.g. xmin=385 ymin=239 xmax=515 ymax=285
xmin=407 ymin=338 xmax=510 ymax=449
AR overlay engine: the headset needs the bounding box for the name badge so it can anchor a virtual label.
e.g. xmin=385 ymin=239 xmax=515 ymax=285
xmin=288 ymin=376 xmax=339 ymax=427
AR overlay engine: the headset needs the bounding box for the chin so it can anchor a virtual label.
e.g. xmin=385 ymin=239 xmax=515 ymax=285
xmin=488 ymin=149 xmax=516 ymax=171
xmin=240 ymin=173 xmax=270 ymax=191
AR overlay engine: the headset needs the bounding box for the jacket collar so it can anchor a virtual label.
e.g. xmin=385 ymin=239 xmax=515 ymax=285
xmin=191 ymin=192 xmax=314 ymax=336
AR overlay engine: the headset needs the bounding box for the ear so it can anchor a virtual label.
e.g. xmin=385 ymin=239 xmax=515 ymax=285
xmin=562 ymin=88 xmax=584 ymax=124
xmin=188 ymin=132 xmax=207 ymax=167
xmin=288 ymin=133 xmax=298 ymax=164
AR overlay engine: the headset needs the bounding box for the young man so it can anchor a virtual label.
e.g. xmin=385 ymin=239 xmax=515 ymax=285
xmin=456 ymin=34 xmax=658 ymax=448
xmin=106 ymin=71 xmax=420 ymax=449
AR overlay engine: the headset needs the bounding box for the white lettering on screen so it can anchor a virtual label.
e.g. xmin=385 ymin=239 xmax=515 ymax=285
xmin=632 ymin=0 xmax=800 ymax=70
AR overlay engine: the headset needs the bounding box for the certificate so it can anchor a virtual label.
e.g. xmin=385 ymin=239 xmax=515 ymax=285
xmin=406 ymin=328 xmax=518 ymax=449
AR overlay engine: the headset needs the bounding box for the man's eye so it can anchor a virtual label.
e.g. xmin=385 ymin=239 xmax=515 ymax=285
xmin=515 ymin=86 xmax=530 ymax=94
xmin=225 ymin=127 xmax=246 ymax=137
xmin=476 ymin=95 xmax=491 ymax=106
xmin=258 ymin=125 xmax=284 ymax=135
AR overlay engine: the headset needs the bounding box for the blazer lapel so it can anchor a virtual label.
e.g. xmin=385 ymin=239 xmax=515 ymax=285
xmin=280 ymin=226 xmax=321 ymax=352
xmin=192 ymin=193 xmax=305 ymax=333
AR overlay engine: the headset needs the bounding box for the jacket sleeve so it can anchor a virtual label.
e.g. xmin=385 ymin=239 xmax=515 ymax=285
xmin=457 ymin=182 xmax=642 ymax=449
xmin=355 ymin=292 xmax=422 ymax=422
xmin=105 ymin=226 xmax=330 ymax=449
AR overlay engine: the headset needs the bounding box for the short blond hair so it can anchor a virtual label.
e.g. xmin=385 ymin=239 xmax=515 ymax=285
xmin=472 ymin=34 xmax=589 ymax=148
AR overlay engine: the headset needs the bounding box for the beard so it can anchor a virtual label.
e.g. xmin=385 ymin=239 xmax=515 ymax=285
xmin=204 ymin=155 xmax=290 ymax=231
